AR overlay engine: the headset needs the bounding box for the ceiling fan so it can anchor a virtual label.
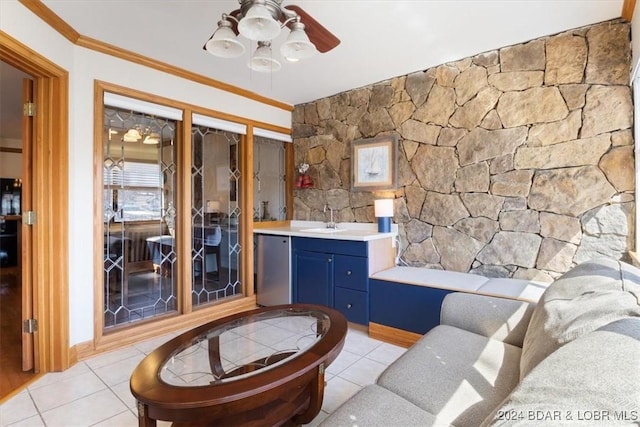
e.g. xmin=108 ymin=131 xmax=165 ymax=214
xmin=204 ymin=0 xmax=340 ymax=72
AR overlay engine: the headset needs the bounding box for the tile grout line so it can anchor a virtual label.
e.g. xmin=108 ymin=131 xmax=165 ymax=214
xmin=24 ymin=388 xmax=46 ymax=427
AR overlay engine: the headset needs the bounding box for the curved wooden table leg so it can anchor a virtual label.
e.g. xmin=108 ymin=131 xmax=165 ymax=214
xmin=291 ymin=363 xmax=325 ymax=425
xmin=207 ymin=336 xmax=225 ymax=381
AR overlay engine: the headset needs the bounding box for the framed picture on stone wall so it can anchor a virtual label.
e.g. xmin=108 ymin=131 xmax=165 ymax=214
xmin=351 ymin=135 xmax=398 ymax=191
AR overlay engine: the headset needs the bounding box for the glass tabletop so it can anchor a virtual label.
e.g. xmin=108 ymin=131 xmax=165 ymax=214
xmin=160 ymin=307 xmax=330 ymax=386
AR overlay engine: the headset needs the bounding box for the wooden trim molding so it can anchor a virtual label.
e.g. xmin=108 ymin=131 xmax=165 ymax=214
xmin=368 ymin=322 xmax=421 ymax=348
xmin=242 ymin=130 xmax=255 ymax=298
xmin=622 ymin=0 xmax=636 ymax=20
xmin=18 ymin=0 xmax=80 ymax=43
xmin=19 ymin=0 xmax=293 ymax=112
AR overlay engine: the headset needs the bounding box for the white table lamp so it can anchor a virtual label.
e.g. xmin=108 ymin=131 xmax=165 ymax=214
xmin=374 ymin=199 xmax=394 ymax=233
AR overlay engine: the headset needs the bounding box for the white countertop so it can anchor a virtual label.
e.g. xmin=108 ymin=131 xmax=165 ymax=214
xmin=253 ymin=221 xmax=398 ymax=242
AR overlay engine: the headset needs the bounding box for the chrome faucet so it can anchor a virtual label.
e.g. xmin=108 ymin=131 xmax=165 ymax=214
xmin=324 ymin=204 xmax=336 ymax=229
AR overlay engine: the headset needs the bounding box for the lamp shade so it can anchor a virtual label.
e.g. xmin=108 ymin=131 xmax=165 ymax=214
xmin=142 ymin=133 xmax=160 ymax=145
xmin=205 ymin=20 xmax=245 ymax=58
xmin=249 ymin=41 xmax=282 ymax=72
xmin=206 ymin=200 xmax=221 ymax=212
xmin=238 ymin=3 xmax=281 ymax=41
xmin=123 ymin=128 xmax=142 ymax=142
xmin=374 ymin=199 xmax=394 ymax=217
xmin=280 ymin=21 xmax=316 ymax=61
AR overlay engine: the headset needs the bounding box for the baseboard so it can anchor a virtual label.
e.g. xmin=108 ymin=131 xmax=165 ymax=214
xmin=368 ymin=322 xmax=421 ymax=348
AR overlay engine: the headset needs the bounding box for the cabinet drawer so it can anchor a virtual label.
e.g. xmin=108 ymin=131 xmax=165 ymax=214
xmin=293 ymin=237 xmax=367 ymax=257
xmin=334 ymin=255 xmax=368 ymax=291
xmin=334 ymin=287 xmax=368 ymax=325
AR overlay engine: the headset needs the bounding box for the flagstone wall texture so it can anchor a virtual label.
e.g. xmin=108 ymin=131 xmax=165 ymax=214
xmin=292 ymin=19 xmax=634 ymax=282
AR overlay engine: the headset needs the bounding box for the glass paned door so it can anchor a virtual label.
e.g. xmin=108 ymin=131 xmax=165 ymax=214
xmin=103 ymin=107 xmax=178 ymax=328
xmin=253 ymin=136 xmax=286 ymax=221
xmin=191 ymin=125 xmax=242 ymax=307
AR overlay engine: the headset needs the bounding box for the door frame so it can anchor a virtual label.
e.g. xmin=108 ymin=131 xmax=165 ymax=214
xmin=0 ymin=31 xmax=70 ymax=372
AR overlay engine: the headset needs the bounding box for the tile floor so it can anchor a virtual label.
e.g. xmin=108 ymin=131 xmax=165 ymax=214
xmin=0 ymin=324 xmax=406 ymax=427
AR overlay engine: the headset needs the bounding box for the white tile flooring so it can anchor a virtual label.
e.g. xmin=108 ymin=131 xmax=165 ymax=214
xmin=0 ymin=324 xmax=406 ymax=427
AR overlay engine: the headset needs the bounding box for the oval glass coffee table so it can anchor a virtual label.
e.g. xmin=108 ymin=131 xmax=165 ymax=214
xmin=130 ymin=304 xmax=347 ymax=427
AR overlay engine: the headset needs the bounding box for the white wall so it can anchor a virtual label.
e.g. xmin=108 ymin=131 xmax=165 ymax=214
xmin=0 ymin=138 xmax=22 ymax=178
xmin=1 ymin=0 xmax=291 ymax=345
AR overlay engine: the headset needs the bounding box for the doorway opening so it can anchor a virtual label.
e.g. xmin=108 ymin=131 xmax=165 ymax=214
xmin=0 ymin=31 xmax=70 ymax=400
xmin=0 ymin=60 xmax=34 ymax=399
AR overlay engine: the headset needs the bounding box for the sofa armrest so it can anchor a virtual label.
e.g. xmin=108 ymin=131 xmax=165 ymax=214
xmin=440 ymin=292 xmax=535 ymax=348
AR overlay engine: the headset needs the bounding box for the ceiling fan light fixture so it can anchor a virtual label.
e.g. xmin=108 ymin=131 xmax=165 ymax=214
xmin=249 ymin=41 xmax=282 ymax=73
xmin=205 ymin=20 xmax=245 ymax=58
xmin=237 ymin=2 xmax=281 ymax=41
xmin=280 ymin=21 xmax=316 ymax=61
xmin=204 ymin=1 xmax=340 ymax=72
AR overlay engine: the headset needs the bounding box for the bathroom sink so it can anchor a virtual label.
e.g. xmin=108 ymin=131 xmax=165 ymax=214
xmin=300 ymin=228 xmax=346 ymax=234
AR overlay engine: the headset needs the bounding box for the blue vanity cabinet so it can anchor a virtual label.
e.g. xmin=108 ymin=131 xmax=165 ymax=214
xmin=292 ymin=237 xmax=370 ymax=325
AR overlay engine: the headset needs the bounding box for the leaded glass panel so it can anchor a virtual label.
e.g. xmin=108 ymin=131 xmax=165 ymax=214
xmin=191 ymin=124 xmax=242 ymax=307
xmin=103 ymin=106 xmax=177 ymax=328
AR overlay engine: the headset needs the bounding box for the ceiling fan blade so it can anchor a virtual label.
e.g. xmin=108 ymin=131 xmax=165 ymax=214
xmin=284 ymin=5 xmax=340 ymax=53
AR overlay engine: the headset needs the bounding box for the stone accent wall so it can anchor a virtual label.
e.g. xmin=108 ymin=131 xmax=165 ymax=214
xmin=292 ymin=20 xmax=634 ymax=282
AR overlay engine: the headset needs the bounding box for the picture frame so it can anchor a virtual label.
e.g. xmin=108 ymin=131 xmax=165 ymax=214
xmin=351 ymin=135 xmax=398 ymax=191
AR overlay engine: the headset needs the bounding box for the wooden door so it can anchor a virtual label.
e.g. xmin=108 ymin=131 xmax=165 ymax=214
xmin=21 ymin=78 xmax=35 ymax=372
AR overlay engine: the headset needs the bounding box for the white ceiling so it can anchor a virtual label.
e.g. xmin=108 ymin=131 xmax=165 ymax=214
xmin=0 ymin=0 xmax=627 ymax=141
xmin=41 ymin=0 xmax=626 ymax=106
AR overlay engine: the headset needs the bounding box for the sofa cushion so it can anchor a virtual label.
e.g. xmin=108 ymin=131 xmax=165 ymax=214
xmin=319 ymin=384 xmax=442 ymax=427
xmin=482 ymin=317 xmax=640 ymax=426
xmin=376 ymin=325 xmax=522 ymax=427
xmin=440 ymin=292 xmax=535 ymax=347
xmin=520 ymin=258 xmax=640 ymax=377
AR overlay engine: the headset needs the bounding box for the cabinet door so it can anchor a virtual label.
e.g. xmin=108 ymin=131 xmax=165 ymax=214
xmin=294 ymin=250 xmax=333 ymax=307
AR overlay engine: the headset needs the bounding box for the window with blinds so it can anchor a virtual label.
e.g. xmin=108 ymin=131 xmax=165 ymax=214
xmin=103 ymin=161 xmax=163 ymax=222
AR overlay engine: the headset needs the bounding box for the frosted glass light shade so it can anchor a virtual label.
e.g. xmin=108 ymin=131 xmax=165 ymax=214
xmin=143 ymin=133 xmax=160 ymax=145
xmin=374 ymin=199 xmax=394 ymax=217
xmin=205 ymin=21 xmax=245 ymax=58
xmin=280 ymin=22 xmax=316 ymax=61
xmin=249 ymin=42 xmax=281 ymax=72
xmin=123 ymin=128 xmax=142 ymax=142
xmin=238 ymin=3 xmax=281 ymax=41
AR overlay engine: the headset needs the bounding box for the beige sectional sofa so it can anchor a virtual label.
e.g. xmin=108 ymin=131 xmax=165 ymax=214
xmin=320 ymin=258 xmax=640 ymax=426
